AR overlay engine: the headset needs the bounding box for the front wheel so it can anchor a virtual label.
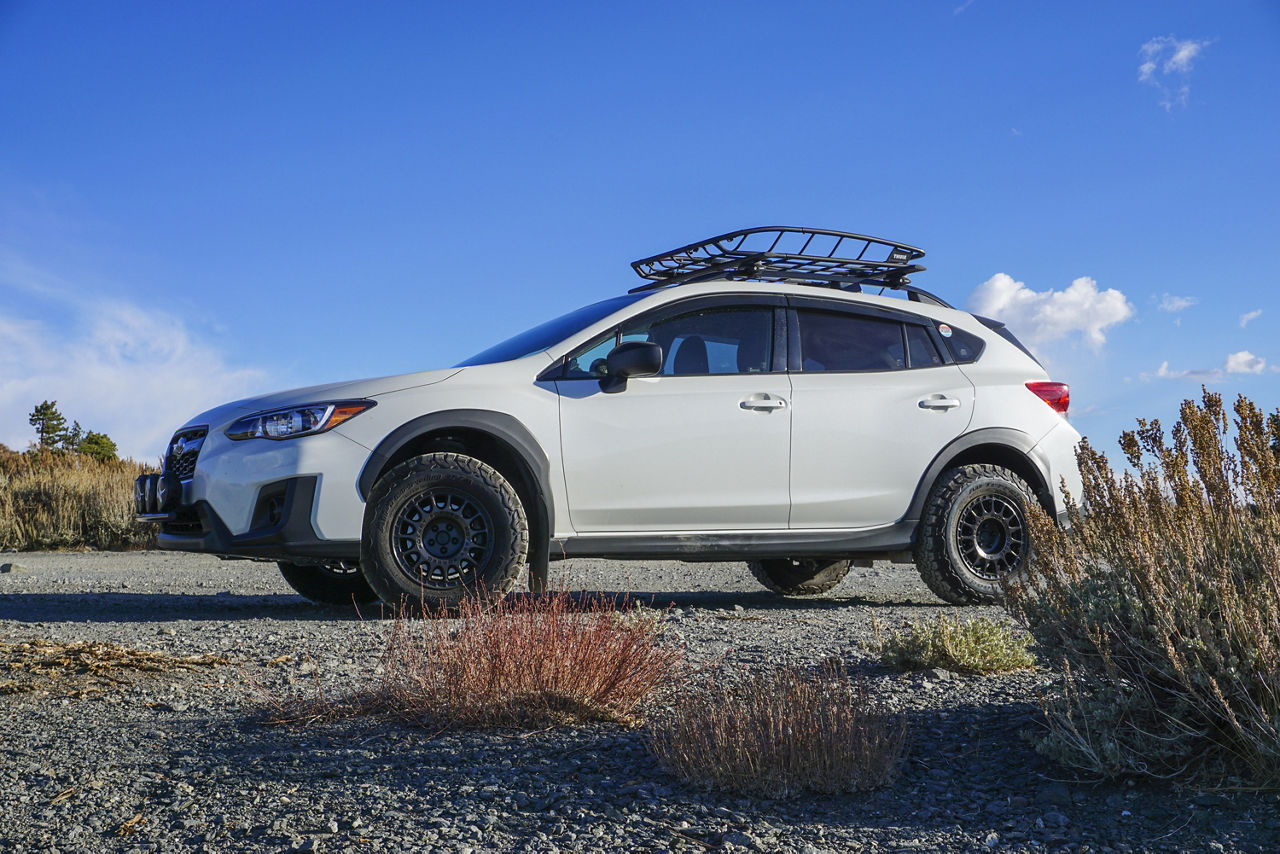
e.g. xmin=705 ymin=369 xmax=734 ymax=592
xmin=277 ymin=562 xmax=380 ymax=606
xmin=913 ymin=464 xmax=1037 ymax=604
xmin=361 ymin=453 xmax=528 ymax=610
xmin=747 ymin=558 xmax=852 ymax=596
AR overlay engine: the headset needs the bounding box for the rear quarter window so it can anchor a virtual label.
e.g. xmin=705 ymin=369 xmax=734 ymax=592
xmin=937 ymin=323 xmax=985 ymax=363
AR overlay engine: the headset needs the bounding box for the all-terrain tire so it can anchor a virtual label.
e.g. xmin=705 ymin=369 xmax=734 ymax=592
xmin=277 ymin=561 xmax=381 ymax=606
xmin=360 ymin=453 xmax=528 ymax=610
xmin=913 ymin=464 xmax=1037 ymax=605
xmin=747 ymin=558 xmax=853 ymax=596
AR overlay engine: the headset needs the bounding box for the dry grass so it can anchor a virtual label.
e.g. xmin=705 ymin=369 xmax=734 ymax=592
xmin=265 ymin=591 xmax=684 ymax=730
xmin=0 ymin=638 xmax=230 ymax=696
xmin=0 ymin=446 xmax=156 ymax=551
xmin=646 ymin=663 xmax=908 ymax=797
xmin=1008 ymin=390 xmax=1280 ymax=787
xmin=876 ymin=614 xmax=1036 ymax=675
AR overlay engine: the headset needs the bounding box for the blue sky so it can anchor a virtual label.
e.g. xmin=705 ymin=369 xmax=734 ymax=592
xmin=1 ymin=1 xmax=1278 ymax=461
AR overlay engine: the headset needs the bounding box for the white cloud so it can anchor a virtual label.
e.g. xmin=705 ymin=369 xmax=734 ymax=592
xmin=1139 ymin=36 xmax=1211 ymax=110
xmin=1240 ymin=309 xmax=1262 ymax=328
xmin=0 ymin=262 xmax=268 ymax=461
xmin=967 ymin=273 xmax=1134 ymax=350
xmin=1158 ymin=294 xmax=1196 ymax=313
xmin=1225 ymin=350 xmax=1266 ymax=374
xmin=1143 ymin=361 xmax=1221 ymax=383
xmin=1141 ymin=350 xmax=1268 ymax=382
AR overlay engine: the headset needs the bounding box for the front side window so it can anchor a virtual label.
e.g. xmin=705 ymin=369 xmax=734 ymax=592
xmin=797 ymin=310 xmax=904 ymax=372
xmin=559 ymin=305 xmax=774 ymax=378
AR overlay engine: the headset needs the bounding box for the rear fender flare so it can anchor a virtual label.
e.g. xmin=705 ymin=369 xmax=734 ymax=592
xmin=905 ymin=428 xmax=1053 ymax=523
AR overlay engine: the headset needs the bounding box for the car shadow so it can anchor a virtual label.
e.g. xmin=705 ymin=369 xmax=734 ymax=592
xmin=555 ymin=588 xmax=952 ymax=612
xmin=0 ymin=584 xmax=954 ymax=626
xmin=0 ymin=591 xmax=375 ymax=623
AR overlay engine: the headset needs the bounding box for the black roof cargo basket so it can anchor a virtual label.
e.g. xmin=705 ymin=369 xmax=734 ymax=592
xmin=630 ymin=226 xmax=949 ymax=307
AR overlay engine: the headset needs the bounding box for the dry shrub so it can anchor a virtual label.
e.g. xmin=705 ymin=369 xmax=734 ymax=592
xmin=0 ymin=446 xmax=156 ymax=550
xmin=877 ymin=614 xmax=1035 ymax=675
xmin=267 ymin=591 xmax=683 ymax=729
xmin=1008 ymin=389 xmax=1280 ymax=786
xmin=1 ymin=638 xmax=229 ymax=696
xmin=646 ymin=663 xmax=907 ymax=796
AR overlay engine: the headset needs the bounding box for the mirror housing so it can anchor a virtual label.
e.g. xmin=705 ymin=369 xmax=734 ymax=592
xmin=606 ymin=341 xmax=662 ymax=379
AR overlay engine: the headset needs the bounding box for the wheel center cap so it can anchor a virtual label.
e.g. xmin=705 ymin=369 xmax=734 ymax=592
xmin=974 ymin=515 xmax=1008 ymax=558
xmin=423 ymin=517 xmax=466 ymax=558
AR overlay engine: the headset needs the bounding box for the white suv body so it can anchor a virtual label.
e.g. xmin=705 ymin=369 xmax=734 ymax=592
xmin=136 ymin=228 xmax=1082 ymax=606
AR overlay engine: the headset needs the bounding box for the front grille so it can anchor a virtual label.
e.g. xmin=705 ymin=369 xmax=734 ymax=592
xmin=164 ymin=427 xmax=208 ymax=481
xmin=162 ymin=506 xmax=205 ymax=536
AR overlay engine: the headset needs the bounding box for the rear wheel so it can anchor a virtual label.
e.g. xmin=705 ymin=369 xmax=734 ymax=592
xmin=277 ymin=562 xmax=379 ymax=606
xmin=747 ymin=558 xmax=852 ymax=596
xmin=913 ymin=464 xmax=1036 ymax=604
xmin=361 ymin=453 xmax=528 ymax=609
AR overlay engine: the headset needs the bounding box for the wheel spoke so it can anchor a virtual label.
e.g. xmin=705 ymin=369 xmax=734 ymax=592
xmin=954 ymin=491 xmax=1026 ymax=581
xmin=389 ymin=487 xmax=494 ymax=590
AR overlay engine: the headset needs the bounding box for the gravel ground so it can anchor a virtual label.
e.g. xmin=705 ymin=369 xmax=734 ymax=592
xmin=2 ymin=551 xmax=1278 ymax=853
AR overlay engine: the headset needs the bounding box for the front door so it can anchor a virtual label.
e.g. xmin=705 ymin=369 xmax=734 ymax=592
xmin=555 ymin=301 xmax=791 ymax=533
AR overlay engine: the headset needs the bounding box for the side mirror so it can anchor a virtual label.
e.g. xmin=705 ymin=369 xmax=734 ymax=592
xmin=605 ymin=341 xmax=662 ymax=379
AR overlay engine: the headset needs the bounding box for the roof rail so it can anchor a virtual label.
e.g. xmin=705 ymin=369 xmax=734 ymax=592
xmin=629 ymin=226 xmax=950 ymax=307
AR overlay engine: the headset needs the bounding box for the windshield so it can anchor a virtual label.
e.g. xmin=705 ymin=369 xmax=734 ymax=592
xmin=456 ymin=292 xmax=648 ymax=367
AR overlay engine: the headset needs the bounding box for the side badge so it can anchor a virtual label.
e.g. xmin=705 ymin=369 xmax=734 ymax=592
xmin=938 ymin=323 xmax=953 ymax=338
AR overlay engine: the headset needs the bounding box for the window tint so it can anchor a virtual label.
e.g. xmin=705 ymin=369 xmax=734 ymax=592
xmin=797 ymin=310 xmax=904 ymax=372
xmin=905 ymin=324 xmax=944 ymax=368
xmin=560 ymin=306 xmax=773 ymax=378
xmin=937 ymin=323 xmax=985 ymax=363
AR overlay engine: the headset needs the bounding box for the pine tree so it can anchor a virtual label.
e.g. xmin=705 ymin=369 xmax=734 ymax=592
xmin=77 ymin=431 xmax=118 ymax=463
xmin=64 ymin=420 xmax=84 ymax=452
xmin=28 ymin=400 xmax=69 ymax=449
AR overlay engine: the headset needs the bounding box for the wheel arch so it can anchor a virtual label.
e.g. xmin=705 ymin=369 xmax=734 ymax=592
xmin=906 ymin=428 xmax=1055 ymax=523
xmin=357 ymin=410 xmax=552 ymax=562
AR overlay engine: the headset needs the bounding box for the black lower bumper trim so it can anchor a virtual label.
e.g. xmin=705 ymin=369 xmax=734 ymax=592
xmin=157 ymin=476 xmax=360 ymax=562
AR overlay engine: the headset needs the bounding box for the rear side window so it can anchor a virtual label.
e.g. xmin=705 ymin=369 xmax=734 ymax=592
xmin=936 ymin=323 xmax=985 ymax=363
xmin=797 ymin=310 xmax=905 ymax=372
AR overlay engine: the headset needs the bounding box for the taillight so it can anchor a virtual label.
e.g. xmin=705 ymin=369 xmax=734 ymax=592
xmin=1026 ymin=381 xmax=1069 ymax=413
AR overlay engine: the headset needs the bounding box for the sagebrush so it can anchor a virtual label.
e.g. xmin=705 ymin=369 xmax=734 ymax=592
xmin=0 ymin=446 xmax=156 ymax=551
xmin=646 ymin=663 xmax=907 ymax=796
xmin=877 ymin=614 xmax=1035 ymax=675
xmin=1008 ymin=390 xmax=1280 ymax=786
xmin=266 ymin=591 xmax=683 ymax=729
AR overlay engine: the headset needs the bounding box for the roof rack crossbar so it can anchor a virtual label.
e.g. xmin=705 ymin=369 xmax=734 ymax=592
xmin=630 ymin=226 xmax=930 ymax=296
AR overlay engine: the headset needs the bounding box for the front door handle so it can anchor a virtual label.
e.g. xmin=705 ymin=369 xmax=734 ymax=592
xmin=919 ymin=395 xmax=961 ymax=410
xmin=740 ymin=394 xmax=788 ymax=411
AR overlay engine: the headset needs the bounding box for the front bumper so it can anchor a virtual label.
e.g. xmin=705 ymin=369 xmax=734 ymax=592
xmin=135 ymin=473 xmax=360 ymax=562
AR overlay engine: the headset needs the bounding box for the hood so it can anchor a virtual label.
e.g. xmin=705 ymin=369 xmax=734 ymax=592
xmin=179 ymin=367 xmax=464 ymax=430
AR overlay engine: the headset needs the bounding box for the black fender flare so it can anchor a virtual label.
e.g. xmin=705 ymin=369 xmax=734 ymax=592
xmin=904 ymin=427 xmax=1053 ymax=523
xmin=356 ymin=409 xmax=554 ymax=546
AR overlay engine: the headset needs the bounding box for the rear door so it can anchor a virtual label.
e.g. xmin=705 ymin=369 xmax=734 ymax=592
xmin=786 ymin=300 xmax=974 ymax=528
xmin=553 ymin=295 xmax=792 ymax=533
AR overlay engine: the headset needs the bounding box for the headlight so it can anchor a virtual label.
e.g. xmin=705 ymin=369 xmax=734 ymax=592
xmin=225 ymin=401 xmax=375 ymax=441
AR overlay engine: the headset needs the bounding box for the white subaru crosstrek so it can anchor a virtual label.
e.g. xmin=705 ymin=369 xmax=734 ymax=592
xmin=135 ymin=227 xmax=1082 ymax=607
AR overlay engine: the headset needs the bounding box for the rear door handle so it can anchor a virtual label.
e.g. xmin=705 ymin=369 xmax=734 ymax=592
xmin=919 ymin=395 xmax=961 ymax=410
xmin=740 ymin=394 xmax=788 ymax=411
